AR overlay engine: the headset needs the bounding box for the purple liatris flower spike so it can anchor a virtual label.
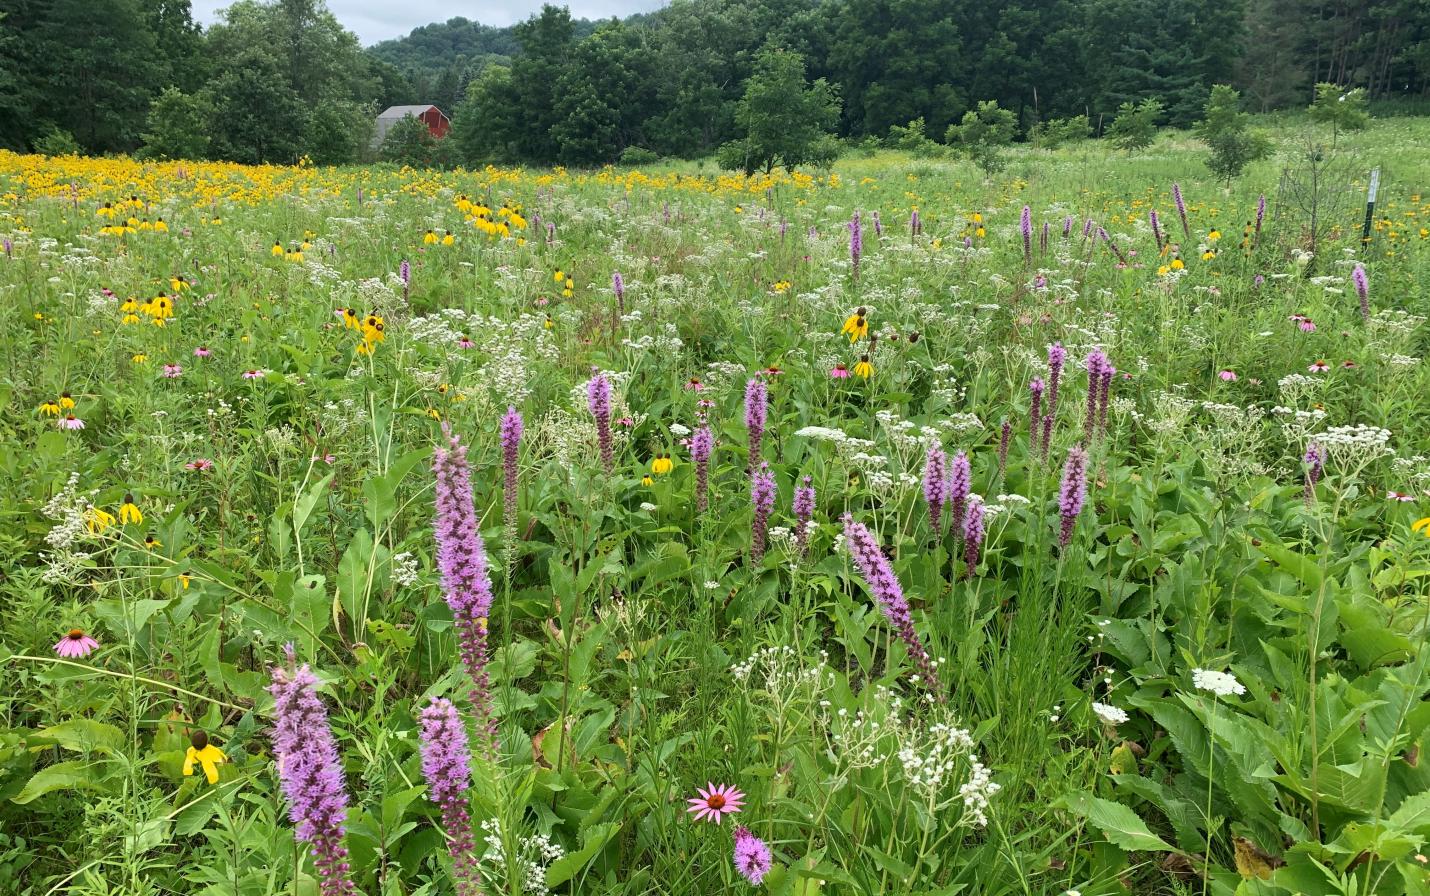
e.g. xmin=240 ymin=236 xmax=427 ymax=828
xmin=1057 ymin=444 xmax=1088 ymax=548
xmin=1083 ymin=218 xmax=1095 ymax=238
xmin=612 ymin=270 xmax=625 ymax=319
xmin=947 ymin=450 xmax=971 ymax=535
xmin=1304 ymin=442 xmax=1324 ymax=506
xmin=744 ymin=378 xmax=768 ymax=470
xmin=500 ymin=406 xmax=522 ymax=527
xmin=1255 ymin=194 xmax=1266 ymax=242
xmin=849 ymin=211 xmax=862 ymax=278
xmin=732 ymin=826 xmax=773 ymax=886
xmin=1097 ymin=363 xmax=1115 ymax=437
xmin=1040 ymin=220 xmax=1049 ymax=254
xmin=1149 ymin=209 xmax=1163 ymax=250
xmin=910 ymin=209 xmax=921 ymax=238
xmin=268 ymin=645 xmax=357 ymax=896
xmin=587 ymin=371 xmax=614 ymax=474
xmin=779 ymin=217 xmax=788 ymax=241
xmin=1020 ymin=205 xmax=1032 ymax=264
xmin=691 ymin=424 xmax=713 ymax=514
xmin=1352 ymin=263 xmax=1370 ymax=321
xmin=841 ymin=514 xmax=944 ymax=700
xmin=750 ymin=463 xmax=776 ymax=564
xmin=3 ymin=238 xmax=11 ymax=258
xmin=1043 ymin=343 xmax=1067 ymax=457
xmin=1029 ymin=378 xmax=1045 ymax=452
xmin=1063 ymin=215 xmax=1074 ymax=237
xmin=923 ymin=445 xmax=949 ymax=534
xmin=399 ymin=259 xmax=410 ymax=284
xmin=793 ymin=476 xmax=815 ymax=558
xmin=872 ymin=209 xmax=882 ymax=238
xmin=418 ymin=697 xmax=481 ymax=895
xmin=432 ymin=429 xmax=498 ymax=746
xmin=546 ymin=221 xmax=556 ymax=242
xmin=1083 ymin=349 xmax=1110 ymax=442
xmin=997 ymin=419 xmax=1011 ymax=478
xmin=1172 ymin=182 xmax=1189 ymax=239
xmin=962 ymin=496 xmax=985 ymax=577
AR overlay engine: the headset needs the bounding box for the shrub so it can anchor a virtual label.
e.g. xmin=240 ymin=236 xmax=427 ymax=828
xmin=1106 ymin=99 xmax=1163 ymax=153
xmin=619 ymin=146 xmax=660 ymax=166
xmin=946 ymin=100 xmax=1016 ymax=175
xmin=33 ymin=127 xmax=81 ymax=157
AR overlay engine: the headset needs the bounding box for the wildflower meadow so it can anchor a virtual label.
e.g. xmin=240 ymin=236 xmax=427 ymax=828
xmin=3 ymin=115 xmax=1430 ymax=896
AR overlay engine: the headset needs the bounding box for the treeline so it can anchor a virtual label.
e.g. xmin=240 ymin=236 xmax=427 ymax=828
xmin=0 ymin=0 xmax=1427 ymax=165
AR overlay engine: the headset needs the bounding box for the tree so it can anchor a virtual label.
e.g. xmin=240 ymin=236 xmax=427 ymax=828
xmin=550 ymin=22 xmax=657 ymax=165
xmin=718 ymin=46 xmax=840 ymax=174
xmin=1106 ymin=98 xmax=1162 ymax=152
xmin=139 ymin=87 xmax=211 ymax=160
xmin=1197 ymin=84 xmax=1270 ymax=182
xmin=379 ymin=114 xmax=439 ymax=166
xmin=204 ymin=49 xmax=307 ymax=164
xmin=508 ymin=4 xmax=575 ymax=162
xmin=1308 ymin=83 xmax=1369 ymax=145
xmin=450 ymin=64 xmax=521 ymax=164
xmin=946 ymin=99 xmax=1016 ymax=174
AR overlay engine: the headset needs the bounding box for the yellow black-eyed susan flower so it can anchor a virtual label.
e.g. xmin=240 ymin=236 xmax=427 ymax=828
xmin=271 ymin=240 xmax=284 ymax=257
xmin=651 ymin=453 xmax=673 ymax=475
xmin=86 ymin=507 xmax=116 ymax=534
xmin=424 ymin=229 xmax=438 ymax=244
xmin=641 ymin=474 xmax=654 ymax=487
xmin=841 ymin=308 xmax=869 ymax=342
xmin=144 ymin=533 xmax=162 ymax=549
xmin=38 ymin=399 xmax=61 ymax=416
xmin=59 ymin=392 xmax=75 ymax=410
xmin=119 ymin=494 xmax=143 ymax=525
xmin=853 ymin=355 xmax=873 ymax=378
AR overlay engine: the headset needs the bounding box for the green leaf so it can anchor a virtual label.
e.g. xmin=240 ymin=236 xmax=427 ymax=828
xmin=13 ymin=760 xmax=108 ymax=804
xmin=31 ymin=719 xmax=124 ymax=755
xmin=362 ymin=448 xmax=428 ymax=530
xmin=1389 ymin=791 xmax=1430 ymax=835
xmin=292 ymin=471 xmax=336 ymax=540
xmin=544 ymin=820 xmax=619 ymax=887
xmin=1059 ymin=791 xmax=1175 ymax=852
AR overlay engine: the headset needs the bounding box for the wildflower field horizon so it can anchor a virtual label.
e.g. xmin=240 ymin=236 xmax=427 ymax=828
xmin=2 ymin=115 xmax=1429 ymax=896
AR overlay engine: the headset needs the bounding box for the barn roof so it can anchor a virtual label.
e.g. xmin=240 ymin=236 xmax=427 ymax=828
xmin=377 ymin=105 xmax=441 ymax=120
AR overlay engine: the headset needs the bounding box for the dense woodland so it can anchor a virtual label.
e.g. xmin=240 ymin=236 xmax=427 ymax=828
xmin=1 ymin=0 xmax=1428 ymax=165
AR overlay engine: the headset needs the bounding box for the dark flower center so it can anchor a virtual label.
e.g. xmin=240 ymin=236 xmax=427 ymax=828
xmin=707 ymin=794 xmax=725 ymax=810
xmin=190 ymin=730 xmax=209 ymax=750
xmin=68 ymin=629 xmax=85 ymax=639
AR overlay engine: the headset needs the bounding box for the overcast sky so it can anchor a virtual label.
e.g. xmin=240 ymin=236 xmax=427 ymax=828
xmin=190 ymin=1 xmax=669 ymax=45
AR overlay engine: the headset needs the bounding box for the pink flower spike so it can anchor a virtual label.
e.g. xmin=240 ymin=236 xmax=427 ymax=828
xmin=686 ymin=782 xmax=744 ymax=823
xmin=54 ymin=629 xmax=99 ymax=658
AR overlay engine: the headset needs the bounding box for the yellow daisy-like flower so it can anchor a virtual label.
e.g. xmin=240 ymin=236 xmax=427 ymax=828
xmin=86 ymin=507 xmax=116 ymax=535
xmin=38 ymin=400 xmax=61 ymax=416
xmin=840 ymin=308 xmax=869 ymax=342
xmin=554 ymin=270 xmax=565 ymax=283
xmin=1412 ymin=517 xmax=1430 ymax=538
xmin=119 ymin=495 xmax=143 ymax=525
xmin=853 ymin=356 xmax=873 ymax=378
xmin=271 ymin=241 xmax=284 ymax=257
xmin=183 ymin=731 xmax=227 ymax=784
xmin=59 ymin=392 xmax=75 ymax=410
xmin=442 ymin=231 xmax=454 ymax=246
xmin=1170 ymin=257 xmax=1185 ymax=270
xmin=154 ymin=219 xmax=168 ymax=232
xmin=651 ymin=453 xmax=673 ymax=475
xmin=424 ymin=229 xmax=438 ymax=244
xmin=641 ymin=474 xmax=654 ymax=487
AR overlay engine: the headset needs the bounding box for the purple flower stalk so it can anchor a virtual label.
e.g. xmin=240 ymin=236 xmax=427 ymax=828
xmin=872 ymin=209 xmax=882 ymax=238
xmin=779 ymin=217 xmax=788 ymax=241
xmin=1040 ymin=220 xmax=1050 ymax=254
xmin=947 ymin=450 xmax=971 ymax=535
xmin=793 ymin=476 xmax=815 ymax=558
xmin=1352 ymin=263 xmax=1370 ymax=321
xmin=997 ymin=419 xmax=1011 ymax=479
xmin=1255 ymin=194 xmax=1266 ymax=243
xmin=841 ymin=515 xmax=944 ymax=700
xmin=1057 ymin=444 xmax=1088 ymax=548
xmin=1149 ymin=209 xmax=1163 ymax=250
xmin=268 ymin=645 xmax=356 ymax=896
xmin=750 ymin=463 xmax=776 ymax=564
xmin=662 ymin=202 xmax=670 ymax=224
xmin=1043 ymin=343 xmax=1067 ymax=458
xmin=691 ymin=424 xmax=713 ymax=514
xmin=1063 ymin=215 xmax=1074 ymax=238
xmin=1083 ymin=349 xmax=1110 ymax=442
xmin=546 ymin=221 xmax=556 ymax=243
xmin=849 ymin=211 xmax=862 ymax=278
xmin=3 ymin=238 xmax=11 ymax=258
xmin=1172 ymin=182 xmax=1189 ymax=239
xmin=1083 ymin=218 xmax=1095 ymax=239
xmin=1029 ymin=378 xmax=1045 ymax=454
xmin=733 ymin=827 xmax=773 ymax=886
xmin=962 ymin=496 xmax=985 ymax=577
xmin=612 ymin=271 xmax=625 ymax=321
xmin=433 ymin=429 xmax=498 ymax=746
xmin=923 ymin=445 xmax=949 ymax=534
xmin=1020 ymin=205 xmax=1032 ymax=265
xmin=744 ymin=378 xmax=768 ymax=471
xmin=418 ymin=698 xmax=481 ymax=895
xmin=1304 ymin=442 xmax=1323 ymax=506
xmin=500 ymin=406 xmax=522 ymax=527
xmin=400 ymin=259 xmax=410 ymax=301
xmin=587 ymin=371 xmax=614 ymax=474
xmin=910 ymin=209 xmax=921 ymax=238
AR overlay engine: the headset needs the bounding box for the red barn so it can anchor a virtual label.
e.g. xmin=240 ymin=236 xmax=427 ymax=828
xmin=373 ymin=105 xmax=451 ymax=149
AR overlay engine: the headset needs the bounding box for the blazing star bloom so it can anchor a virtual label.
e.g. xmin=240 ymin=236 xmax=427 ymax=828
xmin=183 ymin=730 xmax=228 ymax=784
xmin=691 ymin=424 xmax=714 ymax=514
xmin=946 ymin=451 xmax=971 ymax=535
xmin=1254 ymin=194 xmax=1266 ymax=242
xmin=910 ymin=208 xmax=921 ymax=237
xmin=1172 ymin=182 xmax=1189 ymax=238
xmin=1149 ymin=208 xmax=1164 ymax=249
xmin=1029 ymin=378 xmax=1045 ymax=451
xmin=418 ymin=697 xmax=480 ymax=895
xmin=1057 ymin=444 xmax=1088 ymax=548
xmin=744 ymin=378 xmax=768 ymax=470
xmin=963 ymin=496 xmax=985 ymax=577
xmin=923 ymin=446 xmax=949 ymax=533
xmin=733 ymin=826 xmax=773 ymax=885
xmin=433 ymin=429 xmax=498 ymax=748
xmin=1043 ymin=343 xmax=1067 ymax=457
xmin=587 ymin=371 xmax=614 ymax=474
xmin=687 ymin=783 xmax=744 ymax=823
xmin=1083 ymin=350 xmax=1111 ymax=442
xmin=997 ymin=419 xmax=1012 ymax=478
xmin=842 ymin=514 xmax=944 ymax=700
xmin=1352 ymin=263 xmax=1370 ymax=321
xmin=1020 ymin=205 xmax=1032 ymax=264
xmin=849 ymin=211 xmax=862 ymax=277
xmin=500 ymin=406 xmax=523 ymax=527
xmin=793 ymin=476 xmax=815 ymax=558
xmin=268 ymin=645 xmax=356 ymax=896
xmin=1304 ymin=442 xmax=1324 ymax=506
xmin=54 ymin=628 xmax=99 ymax=658
xmin=1219 ymin=370 xmax=1237 ymax=381
xmin=750 ymin=464 xmax=776 ymax=563
xmin=612 ymin=270 xmax=625 ymax=318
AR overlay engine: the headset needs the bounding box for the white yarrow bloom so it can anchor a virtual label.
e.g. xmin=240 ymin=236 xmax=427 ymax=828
xmin=1192 ymin=668 xmax=1246 ymax=697
xmin=1092 ymin=702 xmax=1129 ymax=725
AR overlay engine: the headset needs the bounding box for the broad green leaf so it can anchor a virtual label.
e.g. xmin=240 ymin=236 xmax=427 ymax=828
xmin=544 ymin=821 xmax=619 ymax=887
xmin=1059 ymin=791 xmax=1175 ymax=852
xmin=32 ymin=719 xmax=125 ymax=754
xmin=13 ymin=760 xmax=108 ymax=804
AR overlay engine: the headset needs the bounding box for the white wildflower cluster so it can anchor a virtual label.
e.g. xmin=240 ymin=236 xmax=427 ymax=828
xmin=480 ymin=818 xmax=565 ymax=896
xmin=942 ymin=413 xmax=984 ymax=434
xmin=899 ymin=721 xmax=978 ymax=800
xmin=1191 ymin=668 xmax=1246 ymax=697
xmin=1317 ymin=424 xmax=1393 ymax=470
xmin=355 ymin=275 xmax=406 ymax=319
xmin=929 ymin=363 xmax=965 ymax=406
xmin=41 ymin=473 xmax=98 ymax=583
xmin=1277 ymin=373 xmax=1321 ymax=405
xmin=730 ymin=645 xmax=832 ymax=715
xmin=703 ymin=360 xmax=748 ymax=390
xmin=794 ymin=425 xmax=851 ymax=443
xmin=958 ymin=759 xmax=1001 ymax=827
xmin=1147 ymin=390 xmax=1196 ymax=438
xmin=482 ymin=340 xmax=534 ymax=405
xmin=264 ymin=425 xmax=298 ymax=456
xmin=1111 ymin=396 xmax=1141 ymax=422
xmin=1391 ymin=455 xmax=1430 ymax=491
xmin=621 ymin=322 xmax=684 ymax=354
xmin=391 ymin=552 xmax=420 ymax=588
xmin=1193 ymin=401 xmax=1268 ymax=479
xmin=1271 ymin=406 xmax=1328 ymax=443
xmin=1091 ymin=702 xmax=1129 ymax=725
xmin=1388 ymin=354 xmax=1420 ymax=368
xmin=1369 ymin=308 xmax=1426 ymax=342
xmin=319 ymin=397 xmax=369 ymax=439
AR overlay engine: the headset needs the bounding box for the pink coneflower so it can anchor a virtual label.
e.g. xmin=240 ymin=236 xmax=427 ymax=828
xmin=243 ymin=369 xmax=265 ymax=379
xmin=829 ymin=364 xmax=850 ymax=379
xmin=185 ymin=458 xmax=214 ymax=471
xmin=54 ymin=628 xmax=99 ymax=658
xmin=687 ymin=783 xmax=744 ymax=823
xmin=1298 ymin=319 xmax=1317 ymax=333
xmin=457 ymin=335 xmax=475 ymax=349
xmin=684 ymin=377 xmax=705 ymax=392
xmin=1308 ymin=359 xmax=1331 ymax=373
xmin=1341 ymin=359 xmax=1357 ymax=369
xmin=59 ymin=415 xmax=84 ymax=430
xmin=1218 ymin=370 xmax=1237 ymax=381
xmin=163 ymin=364 xmax=183 ymax=378
xmin=732 ymin=827 xmax=773 ymax=885
xmin=1304 ymin=442 xmax=1324 ymax=506
xmin=1387 ymin=491 xmax=1415 ymax=502
xmin=193 ymin=346 xmax=212 ymax=357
